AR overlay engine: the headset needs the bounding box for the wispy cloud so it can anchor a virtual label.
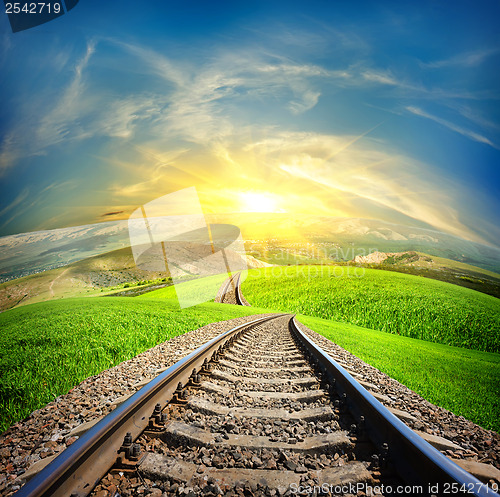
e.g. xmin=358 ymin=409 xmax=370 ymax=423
xmin=453 ymin=104 xmax=500 ymax=132
xmin=3 ymin=35 xmax=497 ymax=178
xmin=97 ymin=96 xmax=162 ymax=139
xmin=116 ymin=41 xmax=187 ymax=87
xmin=0 ymin=40 xmax=98 ymax=175
xmin=110 ymin=42 xmax=336 ymax=144
xmin=362 ymin=69 xmax=402 ymax=87
xmin=106 ymin=147 xmax=189 ymax=200
xmin=0 ymin=182 xmax=75 ymax=230
xmin=421 ymin=48 xmax=500 ymax=69
xmin=359 ymin=68 xmax=498 ymax=101
xmin=0 ymin=188 xmax=30 ymax=219
xmin=256 ymin=63 xmax=340 ymax=78
xmin=2 ymin=28 xmax=498 ymax=243
xmin=243 ymin=130 xmax=485 ymax=243
xmin=406 ymin=106 xmax=498 ymax=149
xmin=37 ymin=39 xmax=97 ymax=148
xmin=289 ymin=90 xmax=320 ymax=114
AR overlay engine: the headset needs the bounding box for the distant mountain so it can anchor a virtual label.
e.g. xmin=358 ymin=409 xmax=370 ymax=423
xmin=211 ymin=214 xmax=500 ymax=274
xmin=0 ymin=221 xmax=130 ymax=282
xmin=351 ymin=250 xmax=500 ymax=299
xmin=0 ymin=244 xmax=270 ymax=312
xmin=1 ymin=214 xmax=499 ymax=282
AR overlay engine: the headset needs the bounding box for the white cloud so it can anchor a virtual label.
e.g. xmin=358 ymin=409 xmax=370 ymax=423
xmin=289 ymin=90 xmax=320 ymax=114
xmin=362 ymin=70 xmax=401 ymax=87
xmin=97 ymin=96 xmax=161 ymax=138
xmin=453 ymin=104 xmax=500 ymax=132
xmin=108 ymin=43 xmax=336 ymax=144
xmin=244 ymin=130 xmax=483 ymax=243
xmin=406 ymin=106 xmax=498 ymax=149
xmin=36 ymin=39 xmax=97 ymax=148
xmin=359 ymin=68 xmax=496 ymax=101
xmin=117 ymin=41 xmax=188 ymax=87
xmin=3 ymin=34 xmax=497 ymax=177
xmin=106 ymin=147 xmax=189 ymax=199
xmin=422 ymin=48 xmax=500 ymax=69
xmin=257 ymin=63 xmax=335 ymax=78
xmin=0 ymin=188 xmax=29 ymax=219
xmin=0 ymin=39 xmax=99 ymax=177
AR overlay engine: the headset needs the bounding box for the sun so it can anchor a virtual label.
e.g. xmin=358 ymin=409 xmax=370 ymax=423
xmin=238 ymin=191 xmax=283 ymax=213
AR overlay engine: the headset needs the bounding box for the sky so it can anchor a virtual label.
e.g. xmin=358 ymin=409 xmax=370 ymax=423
xmin=0 ymin=0 xmax=499 ymax=246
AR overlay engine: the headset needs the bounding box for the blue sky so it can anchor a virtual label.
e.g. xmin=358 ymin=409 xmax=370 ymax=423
xmin=0 ymin=0 xmax=499 ymax=245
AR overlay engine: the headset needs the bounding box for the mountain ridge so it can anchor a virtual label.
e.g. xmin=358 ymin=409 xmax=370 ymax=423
xmin=1 ymin=214 xmax=499 ymax=283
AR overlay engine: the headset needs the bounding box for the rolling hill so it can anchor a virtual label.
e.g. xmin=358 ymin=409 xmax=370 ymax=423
xmin=351 ymin=250 xmax=500 ymax=298
xmin=2 ymin=215 xmax=499 ymax=285
xmin=0 ymin=245 xmax=269 ymax=312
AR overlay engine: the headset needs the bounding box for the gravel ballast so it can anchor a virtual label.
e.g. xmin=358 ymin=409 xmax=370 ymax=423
xmin=295 ymin=320 xmax=500 ymax=472
xmin=0 ymin=313 xmax=498 ymax=496
xmin=0 ymin=314 xmax=275 ymax=497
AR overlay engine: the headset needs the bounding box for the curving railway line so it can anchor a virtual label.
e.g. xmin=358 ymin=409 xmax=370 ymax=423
xmin=12 ymin=279 xmax=499 ymax=497
xmin=214 ymin=273 xmax=250 ymax=307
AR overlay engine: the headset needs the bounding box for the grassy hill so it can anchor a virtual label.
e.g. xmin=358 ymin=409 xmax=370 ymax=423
xmin=241 ymin=266 xmax=500 ymax=353
xmin=1 ymin=259 xmax=499 ymax=433
xmin=351 ymin=250 xmax=500 ymax=299
xmin=0 ymin=247 xmax=171 ymax=312
xmin=0 ymin=244 xmax=269 ymax=312
xmin=2 ymin=242 xmax=498 ymax=315
xmin=1 ymin=295 xmax=497 ymax=432
xmin=0 ymin=297 xmax=264 ymax=432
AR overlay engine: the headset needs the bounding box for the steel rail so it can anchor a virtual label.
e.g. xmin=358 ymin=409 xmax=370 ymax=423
xmin=215 ymin=273 xmax=236 ymax=303
xmin=290 ymin=317 xmax=497 ymax=497
xmin=14 ymin=315 xmax=282 ymax=497
xmin=234 ymin=272 xmax=244 ymax=306
xmin=214 ymin=275 xmax=231 ymax=303
xmin=215 ymin=272 xmax=245 ymax=305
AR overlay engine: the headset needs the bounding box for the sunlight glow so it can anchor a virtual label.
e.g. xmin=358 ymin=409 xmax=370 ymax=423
xmin=238 ymin=192 xmax=284 ymax=213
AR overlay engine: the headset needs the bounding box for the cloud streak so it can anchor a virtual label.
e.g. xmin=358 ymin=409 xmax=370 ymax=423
xmin=37 ymin=39 xmax=97 ymax=148
xmin=0 ymin=40 xmax=97 ymax=176
xmin=1 ymin=25 xmax=498 ymax=245
xmin=242 ymin=131 xmax=484 ymax=243
xmin=359 ymin=68 xmax=498 ymax=101
xmin=421 ymin=48 xmax=500 ymax=69
xmin=406 ymin=106 xmax=499 ymax=149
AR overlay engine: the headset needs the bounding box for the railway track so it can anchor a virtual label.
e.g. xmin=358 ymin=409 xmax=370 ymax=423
xmin=13 ymin=282 xmax=498 ymax=497
xmin=214 ymin=273 xmax=250 ymax=306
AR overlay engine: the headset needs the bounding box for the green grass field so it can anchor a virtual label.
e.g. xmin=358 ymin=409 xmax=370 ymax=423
xmin=241 ymin=266 xmax=500 ymax=353
xmin=1 ymin=265 xmax=499 ymax=434
xmin=298 ymin=315 xmax=500 ymax=432
xmin=143 ymin=280 xmax=500 ymax=431
xmin=0 ymin=297 xmax=264 ymax=433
